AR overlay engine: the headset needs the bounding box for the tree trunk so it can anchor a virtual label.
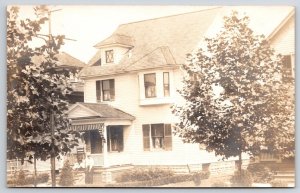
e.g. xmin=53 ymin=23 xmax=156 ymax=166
xmin=33 ymin=155 xmax=37 ymax=187
xmin=238 ymin=152 xmax=242 ymax=175
xmin=50 ymin=112 xmax=56 ymax=187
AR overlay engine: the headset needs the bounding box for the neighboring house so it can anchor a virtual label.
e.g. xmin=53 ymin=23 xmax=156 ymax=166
xmin=67 ymin=7 xmax=294 ymax=181
xmin=32 ymin=51 xmax=86 ymax=103
xmin=55 ymin=52 xmax=86 ymax=103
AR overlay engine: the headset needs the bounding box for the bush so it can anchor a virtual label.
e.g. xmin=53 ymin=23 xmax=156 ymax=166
xmin=59 ymin=160 xmax=74 ymax=186
xmin=115 ymin=167 xmax=174 ymax=183
xmin=110 ymin=170 xmax=210 ymax=187
xmin=109 ymin=174 xmax=192 ymax=187
xmin=15 ymin=170 xmax=27 ymax=186
xmin=230 ymin=170 xmax=253 ymax=187
xmin=8 ymin=170 xmax=50 ymax=186
xmin=247 ymin=163 xmax=274 ymax=183
xmin=270 ymin=180 xmax=288 ymax=187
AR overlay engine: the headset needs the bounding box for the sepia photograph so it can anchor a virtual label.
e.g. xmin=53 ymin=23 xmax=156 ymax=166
xmin=6 ymin=5 xmax=295 ymax=188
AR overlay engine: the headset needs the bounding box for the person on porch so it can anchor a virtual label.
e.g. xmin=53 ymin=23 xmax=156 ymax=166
xmin=85 ymin=154 xmax=94 ymax=184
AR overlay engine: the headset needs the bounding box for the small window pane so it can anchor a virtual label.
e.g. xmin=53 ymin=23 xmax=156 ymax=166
xmin=163 ymin=72 xmax=170 ymax=97
xmin=96 ymin=81 xmax=101 ymax=102
xmin=106 ymin=50 xmax=114 ymax=63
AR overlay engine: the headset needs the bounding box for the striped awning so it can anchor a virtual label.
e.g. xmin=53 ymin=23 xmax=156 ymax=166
xmin=69 ymin=123 xmax=104 ymax=131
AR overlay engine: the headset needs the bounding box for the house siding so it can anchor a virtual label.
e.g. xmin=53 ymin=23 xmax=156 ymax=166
xmin=82 ymin=68 xmax=227 ymax=166
xmin=270 ymin=15 xmax=295 ymax=55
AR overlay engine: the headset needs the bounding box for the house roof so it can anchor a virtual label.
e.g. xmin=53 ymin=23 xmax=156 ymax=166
xmin=81 ymin=7 xmax=221 ymax=78
xmin=55 ymin=52 xmax=86 ymax=68
xmin=32 ymin=51 xmax=86 ymax=69
xmin=70 ymin=102 xmax=135 ymax=120
xmin=94 ymin=33 xmax=134 ymax=48
xmin=81 ymin=6 xmax=294 ymax=78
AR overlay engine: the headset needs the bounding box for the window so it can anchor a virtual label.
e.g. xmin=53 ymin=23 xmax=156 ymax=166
xmin=282 ymin=55 xmax=293 ymax=82
xmin=107 ymin=126 xmax=123 ymax=152
xmin=144 ymin=73 xmax=156 ymax=98
xmin=105 ymin=50 xmax=114 ymax=63
xmin=96 ymin=81 xmax=101 ymax=102
xmin=102 ymin=79 xmax=115 ymax=101
xmin=96 ymin=79 xmax=115 ymax=102
xmin=142 ymin=124 xmax=172 ymax=151
xmin=163 ymin=72 xmax=170 ymax=97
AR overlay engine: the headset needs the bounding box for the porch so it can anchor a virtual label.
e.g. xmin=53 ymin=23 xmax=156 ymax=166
xmin=67 ymin=103 xmax=135 ymax=168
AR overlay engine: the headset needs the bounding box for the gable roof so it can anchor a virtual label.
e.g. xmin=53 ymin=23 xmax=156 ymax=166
xmin=68 ymin=102 xmax=135 ymax=120
xmin=81 ymin=7 xmax=221 ymax=78
xmin=81 ymin=6 xmax=294 ymax=78
xmin=32 ymin=51 xmax=86 ymax=69
xmin=94 ymin=33 xmax=134 ymax=48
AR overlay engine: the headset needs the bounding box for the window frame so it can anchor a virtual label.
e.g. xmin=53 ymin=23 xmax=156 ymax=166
xmin=142 ymin=123 xmax=172 ymax=151
xmin=107 ymin=126 xmax=123 ymax=152
xmin=144 ymin=73 xmax=157 ymax=98
xmin=105 ymin=50 xmax=114 ymax=63
xmin=98 ymin=79 xmax=115 ymax=101
xmin=163 ymin=72 xmax=170 ymax=97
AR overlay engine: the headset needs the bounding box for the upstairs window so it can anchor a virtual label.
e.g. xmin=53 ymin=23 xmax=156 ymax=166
xmin=163 ymin=72 xmax=170 ymax=97
xmin=282 ymin=55 xmax=293 ymax=83
xmin=142 ymin=123 xmax=172 ymax=151
xmin=144 ymin=73 xmax=156 ymax=98
xmin=102 ymin=79 xmax=115 ymax=101
xmin=96 ymin=79 xmax=115 ymax=102
xmin=105 ymin=50 xmax=114 ymax=63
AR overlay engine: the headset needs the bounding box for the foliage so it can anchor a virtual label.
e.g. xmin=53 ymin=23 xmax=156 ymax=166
xmin=59 ymin=160 xmax=74 ymax=186
xmin=115 ymin=167 xmax=174 ymax=183
xmin=230 ymin=170 xmax=253 ymax=187
xmin=172 ymin=11 xmax=294 ymax=164
xmin=7 ymin=6 xmax=79 ymax=164
xmin=247 ymin=163 xmax=275 ymax=183
xmin=192 ymin=171 xmax=210 ymax=186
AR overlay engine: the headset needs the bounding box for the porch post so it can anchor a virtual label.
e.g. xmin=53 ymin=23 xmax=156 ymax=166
xmin=101 ymin=124 xmax=112 ymax=183
xmin=102 ymin=124 xmax=108 ymax=168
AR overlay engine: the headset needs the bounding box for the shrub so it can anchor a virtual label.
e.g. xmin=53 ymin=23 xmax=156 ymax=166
xmin=109 ymin=174 xmax=192 ymax=187
xmin=59 ymin=160 xmax=74 ymax=186
xmin=8 ymin=170 xmax=49 ymax=186
xmin=230 ymin=170 xmax=253 ymax=187
xmin=247 ymin=163 xmax=274 ymax=183
xmin=270 ymin=180 xmax=288 ymax=187
xmin=115 ymin=167 xmax=174 ymax=183
xmin=15 ymin=170 xmax=27 ymax=186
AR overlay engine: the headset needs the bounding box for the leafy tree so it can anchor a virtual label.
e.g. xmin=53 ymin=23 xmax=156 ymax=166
xmin=173 ymin=11 xmax=294 ymax=173
xmin=7 ymin=6 xmax=79 ymax=185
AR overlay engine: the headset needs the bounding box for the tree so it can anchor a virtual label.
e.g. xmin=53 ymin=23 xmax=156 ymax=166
xmin=7 ymin=6 xmax=79 ymax=186
xmin=172 ymin=11 xmax=294 ymax=174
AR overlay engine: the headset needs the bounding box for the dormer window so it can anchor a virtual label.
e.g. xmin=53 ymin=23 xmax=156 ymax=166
xmin=105 ymin=50 xmax=114 ymax=63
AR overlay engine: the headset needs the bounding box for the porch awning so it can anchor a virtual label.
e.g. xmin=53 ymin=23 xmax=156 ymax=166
xmin=69 ymin=123 xmax=104 ymax=131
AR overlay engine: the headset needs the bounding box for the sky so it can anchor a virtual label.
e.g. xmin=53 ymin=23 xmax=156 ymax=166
xmin=15 ymin=5 xmax=215 ymax=64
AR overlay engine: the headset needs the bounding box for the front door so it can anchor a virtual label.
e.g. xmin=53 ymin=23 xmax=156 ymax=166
xmin=107 ymin=126 xmax=124 ymax=152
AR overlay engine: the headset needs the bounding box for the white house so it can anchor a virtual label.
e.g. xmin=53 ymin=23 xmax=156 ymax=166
xmin=67 ymin=6 xmax=295 ymax=181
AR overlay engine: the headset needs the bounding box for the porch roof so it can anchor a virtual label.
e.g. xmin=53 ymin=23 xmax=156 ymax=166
xmin=68 ymin=102 xmax=135 ymax=121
